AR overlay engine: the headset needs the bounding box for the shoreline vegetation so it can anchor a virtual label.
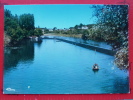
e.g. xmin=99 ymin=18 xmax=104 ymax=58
xmin=4 ymin=5 xmax=128 ymax=70
xmin=43 ymin=33 xmax=83 ymax=39
xmin=4 ymin=9 xmax=43 ymax=46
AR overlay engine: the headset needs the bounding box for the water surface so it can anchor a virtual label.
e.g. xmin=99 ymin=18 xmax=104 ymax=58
xmin=4 ymin=39 xmax=129 ymax=94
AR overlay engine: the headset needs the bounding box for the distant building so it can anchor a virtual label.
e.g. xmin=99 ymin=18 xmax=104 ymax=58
xmin=64 ymin=28 xmax=69 ymax=32
xmin=78 ymin=26 xmax=88 ymax=29
xmin=49 ymin=29 xmax=53 ymax=32
xmin=81 ymin=26 xmax=88 ymax=29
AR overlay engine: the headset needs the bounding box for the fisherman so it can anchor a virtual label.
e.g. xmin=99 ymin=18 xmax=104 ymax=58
xmin=93 ymin=63 xmax=99 ymax=69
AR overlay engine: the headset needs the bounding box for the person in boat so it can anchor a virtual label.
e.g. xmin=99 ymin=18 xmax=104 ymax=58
xmin=92 ymin=63 xmax=99 ymax=69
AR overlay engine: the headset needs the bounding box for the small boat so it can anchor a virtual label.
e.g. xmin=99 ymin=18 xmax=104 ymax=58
xmin=93 ymin=67 xmax=99 ymax=70
xmin=92 ymin=68 xmax=99 ymax=71
xmin=92 ymin=64 xmax=99 ymax=70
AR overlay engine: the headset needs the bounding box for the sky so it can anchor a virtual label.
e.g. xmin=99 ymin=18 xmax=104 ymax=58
xmin=4 ymin=4 xmax=96 ymax=29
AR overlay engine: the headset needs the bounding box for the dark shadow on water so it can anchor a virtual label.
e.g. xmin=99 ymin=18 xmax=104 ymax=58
xmin=112 ymin=77 xmax=129 ymax=93
xmin=92 ymin=69 xmax=99 ymax=74
xmin=35 ymin=41 xmax=43 ymax=48
xmin=101 ymin=76 xmax=129 ymax=93
xmin=4 ymin=39 xmax=35 ymax=71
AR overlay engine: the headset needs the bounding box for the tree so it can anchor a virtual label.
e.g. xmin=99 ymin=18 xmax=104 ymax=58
xmin=6 ymin=26 xmax=24 ymax=44
xmin=53 ymin=27 xmax=57 ymax=31
xmin=74 ymin=25 xmax=79 ymax=29
xmin=4 ymin=9 xmax=19 ymax=31
xmin=79 ymin=23 xmax=83 ymax=28
xmin=92 ymin=5 xmax=128 ymax=48
xmin=19 ymin=14 xmax=35 ymax=31
xmin=34 ymin=28 xmax=43 ymax=36
xmin=44 ymin=27 xmax=49 ymax=33
xmin=4 ymin=9 xmax=12 ymax=18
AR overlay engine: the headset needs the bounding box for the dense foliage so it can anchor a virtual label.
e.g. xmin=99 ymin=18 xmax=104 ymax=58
xmin=114 ymin=47 xmax=128 ymax=69
xmin=34 ymin=28 xmax=43 ymax=36
xmin=19 ymin=14 xmax=35 ymax=31
xmin=92 ymin=5 xmax=128 ymax=48
xmin=92 ymin=5 xmax=128 ymax=69
xmin=4 ymin=9 xmax=43 ymax=45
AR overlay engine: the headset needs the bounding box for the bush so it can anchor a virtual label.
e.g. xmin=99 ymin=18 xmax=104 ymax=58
xmin=4 ymin=33 xmax=11 ymax=46
xmin=34 ymin=28 xmax=43 ymax=36
xmin=82 ymin=34 xmax=88 ymax=40
xmin=114 ymin=48 xmax=128 ymax=69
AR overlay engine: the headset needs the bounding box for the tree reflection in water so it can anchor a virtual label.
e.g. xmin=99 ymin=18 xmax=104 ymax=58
xmin=101 ymin=76 xmax=129 ymax=93
xmin=4 ymin=39 xmax=40 ymax=71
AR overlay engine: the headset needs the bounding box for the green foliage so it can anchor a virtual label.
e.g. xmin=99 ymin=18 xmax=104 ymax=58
xmin=19 ymin=14 xmax=35 ymax=31
xmin=92 ymin=5 xmax=128 ymax=48
xmin=82 ymin=34 xmax=87 ymax=40
xmin=79 ymin=23 xmax=83 ymax=28
xmin=4 ymin=32 xmax=11 ymax=46
xmin=44 ymin=27 xmax=49 ymax=33
xmin=4 ymin=9 xmax=19 ymax=31
xmin=6 ymin=26 xmax=24 ymax=44
xmin=34 ymin=28 xmax=43 ymax=36
xmin=114 ymin=48 xmax=128 ymax=69
xmin=4 ymin=9 xmax=12 ymax=18
xmin=53 ymin=27 xmax=57 ymax=31
xmin=4 ymin=9 xmax=36 ymax=45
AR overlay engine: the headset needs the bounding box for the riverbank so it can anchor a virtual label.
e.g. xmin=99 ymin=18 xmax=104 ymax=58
xmin=44 ymin=33 xmax=82 ymax=38
xmin=4 ymin=32 xmax=43 ymax=47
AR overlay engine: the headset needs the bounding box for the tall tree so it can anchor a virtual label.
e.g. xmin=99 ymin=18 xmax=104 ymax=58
xmin=79 ymin=23 xmax=83 ymax=28
xmin=19 ymin=14 xmax=35 ymax=31
xmin=4 ymin=9 xmax=12 ymax=18
xmin=53 ymin=27 xmax=57 ymax=31
xmin=4 ymin=9 xmax=18 ymax=31
xmin=92 ymin=5 xmax=128 ymax=48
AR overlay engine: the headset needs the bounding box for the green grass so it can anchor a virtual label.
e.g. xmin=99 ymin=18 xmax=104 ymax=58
xmin=44 ymin=33 xmax=82 ymax=38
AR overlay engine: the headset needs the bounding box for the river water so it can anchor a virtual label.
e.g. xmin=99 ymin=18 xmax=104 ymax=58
xmin=4 ymin=38 xmax=129 ymax=94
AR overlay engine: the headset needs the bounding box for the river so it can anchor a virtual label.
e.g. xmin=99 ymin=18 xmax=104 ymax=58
xmin=4 ymin=38 xmax=129 ymax=94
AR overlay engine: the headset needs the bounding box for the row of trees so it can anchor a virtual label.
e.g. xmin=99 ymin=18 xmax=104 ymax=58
xmin=4 ymin=9 xmax=43 ymax=45
xmin=51 ymin=24 xmax=93 ymax=35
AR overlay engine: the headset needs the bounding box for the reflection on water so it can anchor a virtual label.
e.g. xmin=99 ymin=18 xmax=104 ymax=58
xmin=4 ymin=40 xmax=35 ymax=71
xmin=92 ymin=69 xmax=99 ymax=74
xmin=113 ymin=77 xmax=129 ymax=93
xmin=4 ymin=38 xmax=129 ymax=94
xmin=102 ymin=77 xmax=129 ymax=93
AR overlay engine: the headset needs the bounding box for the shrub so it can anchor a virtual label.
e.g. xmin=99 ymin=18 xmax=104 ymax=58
xmin=114 ymin=47 xmax=128 ymax=69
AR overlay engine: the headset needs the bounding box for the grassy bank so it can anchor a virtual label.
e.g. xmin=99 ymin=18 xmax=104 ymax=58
xmin=44 ymin=33 xmax=82 ymax=38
